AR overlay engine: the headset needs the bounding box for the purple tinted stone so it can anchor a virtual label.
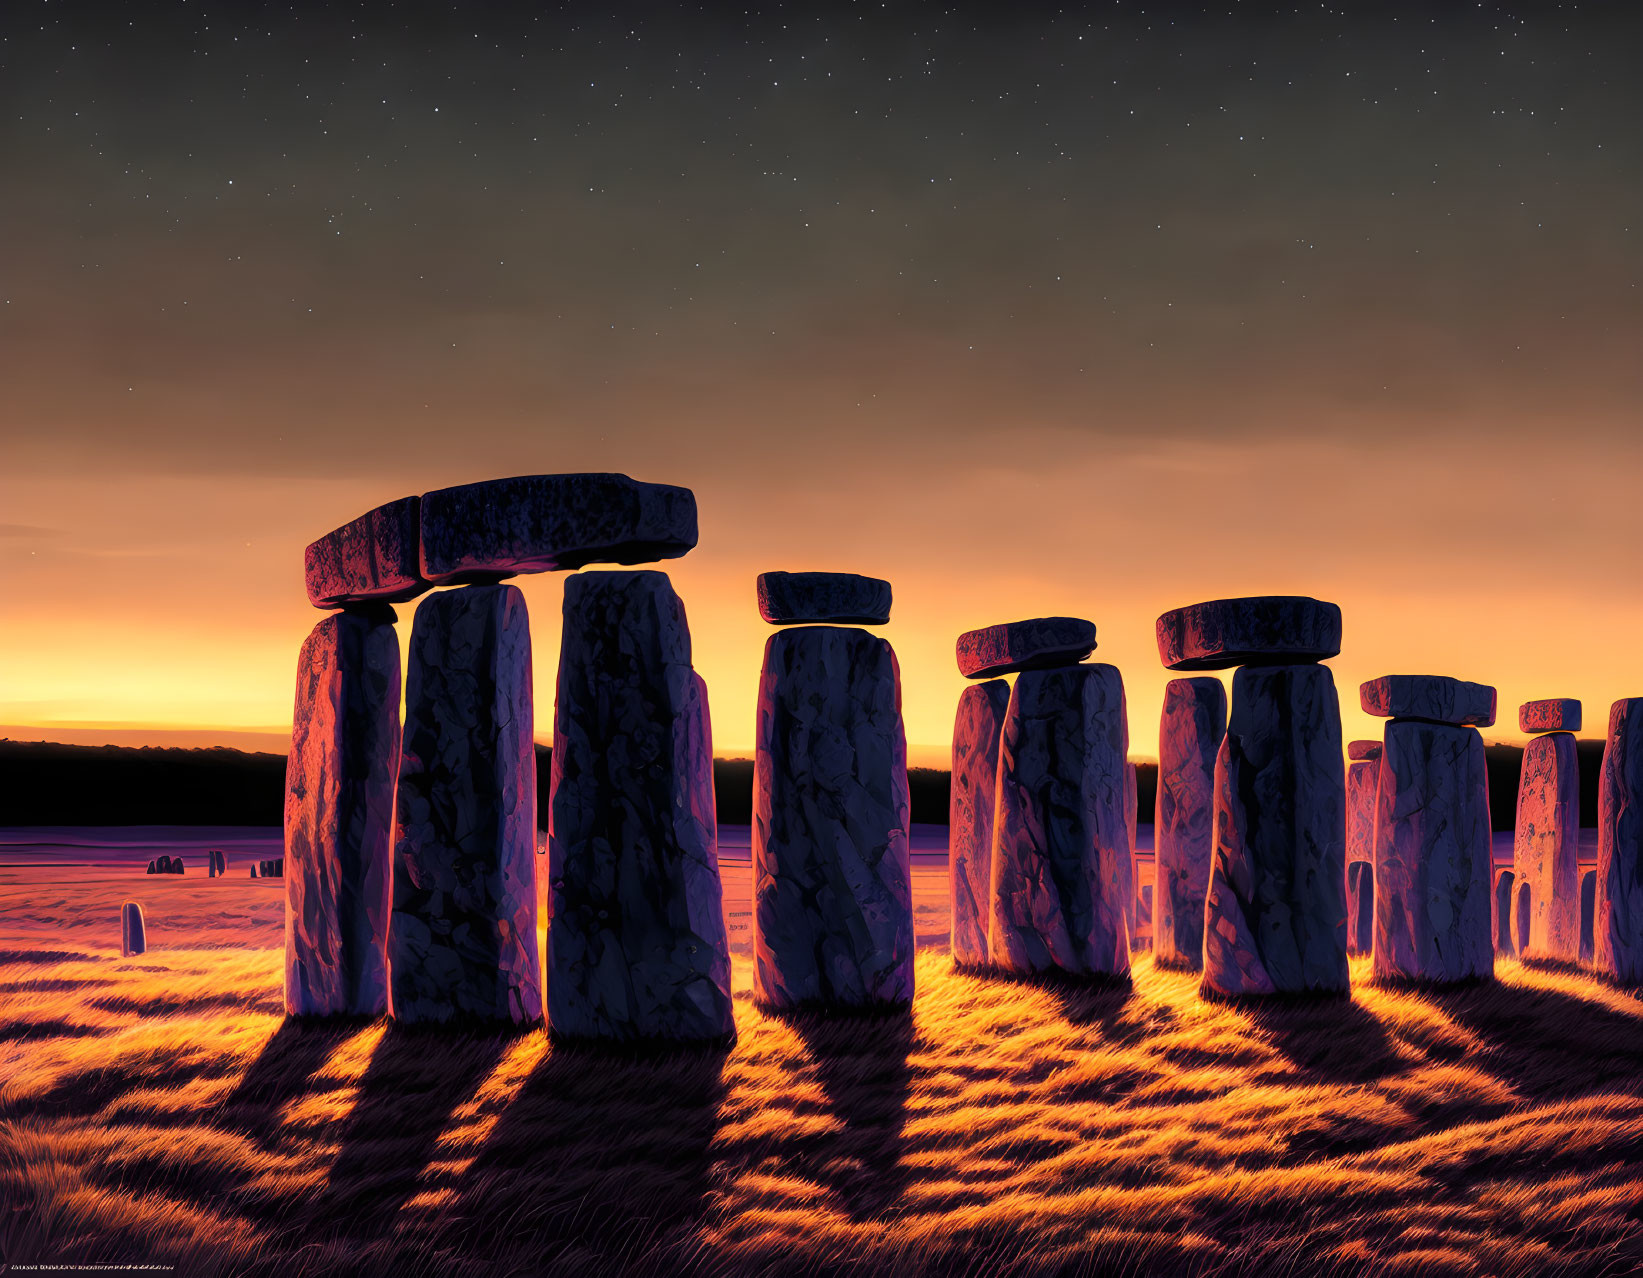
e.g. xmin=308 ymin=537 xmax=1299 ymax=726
xmin=305 ymin=495 xmax=428 ymax=609
xmin=1156 ymin=597 xmax=1340 ymax=671
xmin=1596 ymin=698 xmax=1643 ymax=983
xmin=1520 ymin=699 xmax=1582 ymax=734
xmin=955 ymin=617 xmax=1096 ymax=680
xmin=1494 ymin=869 xmax=1516 ymax=956
xmin=1513 ymin=731 xmax=1580 ymax=961
xmin=1347 ymin=861 xmax=1373 ymax=956
xmin=284 ymin=610 xmax=400 ymax=1018
xmin=419 ymin=473 xmax=697 ymax=585
xmin=1154 ymin=677 xmax=1226 ymax=971
xmin=1360 ymin=675 xmax=1496 ymax=728
xmin=1348 ymin=739 xmax=1382 ymax=762
xmin=757 ymin=571 xmax=892 ymax=625
xmin=121 ymin=902 xmax=146 ymax=957
xmin=948 ymin=680 xmax=1011 ymax=967
xmin=1347 ymin=757 xmax=1378 ymax=867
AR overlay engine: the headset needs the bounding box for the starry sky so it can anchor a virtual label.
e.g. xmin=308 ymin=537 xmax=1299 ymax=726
xmin=1 ymin=3 xmax=1639 ymax=761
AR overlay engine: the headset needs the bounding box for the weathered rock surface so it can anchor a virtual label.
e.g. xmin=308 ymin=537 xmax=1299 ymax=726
xmin=1494 ymin=869 xmax=1516 ymax=955
xmin=1347 ymin=860 xmax=1373 ymax=955
xmin=1154 ymin=677 xmax=1226 ymax=970
xmin=990 ymin=664 xmax=1131 ymax=979
xmin=1595 ymin=698 xmax=1643 ymax=982
xmin=1124 ymin=760 xmax=1139 ymax=935
xmin=420 ymin=473 xmax=697 ymax=585
xmin=753 ymin=626 xmax=912 ymax=1008
xmin=1202 ymin=664 xmax=1348 ymax=997
xmin=948 ymin=679 xmax=1011 ymax=967
xmin=122 ymin=902 xmax=146 ymax=957
xmin=1521 ymin=699 xmax=1582 ymax=734
xmin=1581 ymin=869 xmax=1597 ymax=964
xmin=1371 ymin=720 xmax=1493 ymax=984
xmin=1348 ymin=739 xmax=1383 ymax=762
xmin=390 ymin=584 xmax=541 ymax=1026
xmin=1348 ymin=758 xmax=1379 ymax=867
xmin=757 ymin=571 xmax=892 ymax=625
xmin=1156 ymin=597 xmax=1341 ymax=671
xmin=1360 ymin=675 xmax=1497 ymax=728
xmin=955 ymin=617 xmax=1096 ymax=680
xmin=305 ymin=496 xmax=427 ymax=609
xmin=547 ymin=571 xmax=733 ymax=1045
xmin=284 ymin=609 xmax=400 ymax=1018
xmin=1513 ymin=731 xmax=1580 ymax=961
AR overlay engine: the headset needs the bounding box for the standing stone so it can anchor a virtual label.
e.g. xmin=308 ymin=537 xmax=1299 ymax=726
xmin=547 ymin=571 xmax=733 ymax=1045
xmin=1347 ymin=860 xmax=1374 ymax=956
xmin=390 ymin=584 xmax=541 ymax=1026
xmin=1596 ymin=698 xmax=1643 ymax=983
xmin=284 ymin=609 xmax=400 ymax=1018
xmin=1347 ymin=755 xmax=1380 ymax=865
xmin=948 ymin=679 xmax=1011 ymax=967
xmin=990 ymin=664 xmax=1131 ymax=980
xmin=1494 ymin=869 xmax=1516 ymax=955
xmin=1513 ymin=730 xmax=1580 ymax=961
xmin=1202 ymin=664 xmax=1347 ymax=997
xmin=121 ymin=902 xmax=146 ymax=957
xmin=1581 ymin=869 xmax=1597 ymax=964
xmin=146 ymin=860 xmax=156 ymax=875
xmin=250 ymin=866 xmax=259 ymax=879
xmin=753 ymin=626 xmax=912 ymax=1008
xmin=1154 ymin=677 xmax=1226 ymax=971
xmin=1124 ymin=760 xmax=1139 ymax=936
xmin=1371 ymin=719 xmax=1493 ymax=984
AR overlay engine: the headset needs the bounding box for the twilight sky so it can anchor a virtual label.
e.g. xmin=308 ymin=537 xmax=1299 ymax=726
xmin=1 ymin=3 xmax=1639 ymax=761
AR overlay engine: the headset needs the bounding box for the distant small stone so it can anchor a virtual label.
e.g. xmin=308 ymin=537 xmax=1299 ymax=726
xmin=305 ymin=495 xmax=428 ymax=609
xmin=419 ymin=473 xmax=697 ymax=584
xmin=1156 ymin=596 xmax=1341 ymax=671
xmin=1520 ymin=698 xmax=1582 ymax=734
xmin=756 ymin=571 xmax=892 ymax=625
xmin=1359 ymin=675 xmax=1496 ymax=728
xmin=955 ymin=617 xmax=1096 ymax=680
xmin=1348 ymin=739 xmax=1382 ymax=762
xmin=146 ymin=860 xmax=156 ymax=875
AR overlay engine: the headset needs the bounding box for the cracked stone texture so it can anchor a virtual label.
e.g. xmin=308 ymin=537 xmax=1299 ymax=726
xmin=1347 ymin=758 xmax=1379 ymax=867
xmin=1513 ymin=731 xmax=1580 ymax=962
xmin=955 ymin=617 xmax=1096 ymax=680
xmin=757 ymin=571 xmax=892 ymax=625
xmin=1347 ymin=861 xmax=1373 ymax=956
xmin=390 ymin=584 xmax=541 ymax=1026
xmin=1494 ymin=870 xmax=1516 ymax=955
xmin=1154 ymin=677 xmax=1226 ymax=970
xmin=1596 ymin=698 xmax=1643 ymax=983
xmin=1520 ymin=698 xmax=1582 ymax=734
xmin=1360 ymin=675 xmax=1497 ymax=728
xmin=1156 ymin=596 xmax=1341 ymax=671
xmin=1124 ymin=760 xmax=1139 ymax=935
xmin=989 ymin=664 xmax=1131 ymax=979
xmin=948 ymin=679 xmax=1011 ymax=967
xmin=121 ymin=902 xmax=146 ymax=957
xmin=419 ymin=473 xmax=697 ymax=585
xmin=1371 ymin=720 xmax=1493 ymax=984
xmin=1348 ymin=739 xmax=1383 ymax=762
xmin=753 ymin=626 xmax=912 ymax=1009
xmin=284 ymin=610 xmax=400 ymax=1018
xmin=305 ymin=495 xmax=428 ymax=609
xmin=1202 ymin=664 xmax=1348 ymax=998
xmin=546 ymin=570 xmax=733 ymax=1045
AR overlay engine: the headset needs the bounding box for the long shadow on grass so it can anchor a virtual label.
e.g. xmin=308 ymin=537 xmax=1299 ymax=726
xmin=441 ymin=1041 xmax=730 ymax=1268
xmin=785 ymin=1008 xmax=915 ymax=1222
xmin=216 ymin=1019 xmax=363 ymax=1149
xmin=309 ymin=1025 xmax=512 ymax=1238
xmin=1246 ymin=995 xmax=1406 ymax=1088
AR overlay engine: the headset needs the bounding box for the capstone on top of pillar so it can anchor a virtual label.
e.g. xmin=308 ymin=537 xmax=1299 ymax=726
xmin=955 ymin=616 xmax=1096 ymax=680
xmin=1360 ymin=674 xmax=1496 ymax=727
xmin=1155 ymin=596 xmax=1341 ymax=671
xmin=1347 ymin=739 xmax=1383 ymax=761
xmin=756 ymin=571 xmax=892 ymax=625
xmin=305 ymin=495 xmax=429 ymax=609
xmin=1519 ymin=698 xmax=1582 ymax=734
xmin=418 ymin=473 xmax=697 ymax=585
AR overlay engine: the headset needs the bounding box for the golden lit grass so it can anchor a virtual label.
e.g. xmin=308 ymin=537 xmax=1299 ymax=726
xmin=3 ymin=863 xmax=1643 ymax=1275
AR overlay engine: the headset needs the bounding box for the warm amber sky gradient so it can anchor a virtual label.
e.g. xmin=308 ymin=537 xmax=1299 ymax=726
xmin=1 ymin=6 xmax=1639 ymax=763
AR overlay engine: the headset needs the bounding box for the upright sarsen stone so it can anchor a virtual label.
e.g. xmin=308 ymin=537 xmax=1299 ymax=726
xmin=390 ymin=585 xmax=541 ymax=1026
xmin=1154 ymin=677 xmax=1225 ymax=970
xmin=753 ymin=626 xmax=912 ymax=1009
xmin=990 ymin=664 xmax=1131 ymax=979
xmin=1202 ymin=664 xmax=1347 ymax=997
xmin=949 ymin=679 xmax=1011 ymax=967
xmin=1595 ymin=698 xmax=1643 ymax=983
xmin=547 ymin=571 xmax=733 ymax=1045
xmin=1347 ymin=756 xmax=1379 ymax=865
xmin=1494 ymin=869 xmax=1516 ymax=955
xmin=121 ymin=902 xmax=146 ymax=957
xmin=1347 ymin=860 xmax=1373 ymax=955
xmin=284 ymin=609 xmax=400 ymax=1018
xmin=1371 ymin=720 xmax=1493 ymax=984
xmin=1513 ymin=731 xmax=1580 ymax=961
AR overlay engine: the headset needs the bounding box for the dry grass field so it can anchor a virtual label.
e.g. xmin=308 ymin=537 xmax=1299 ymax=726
xmin=4 ymin=841 xmax=1643 ymax=1277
